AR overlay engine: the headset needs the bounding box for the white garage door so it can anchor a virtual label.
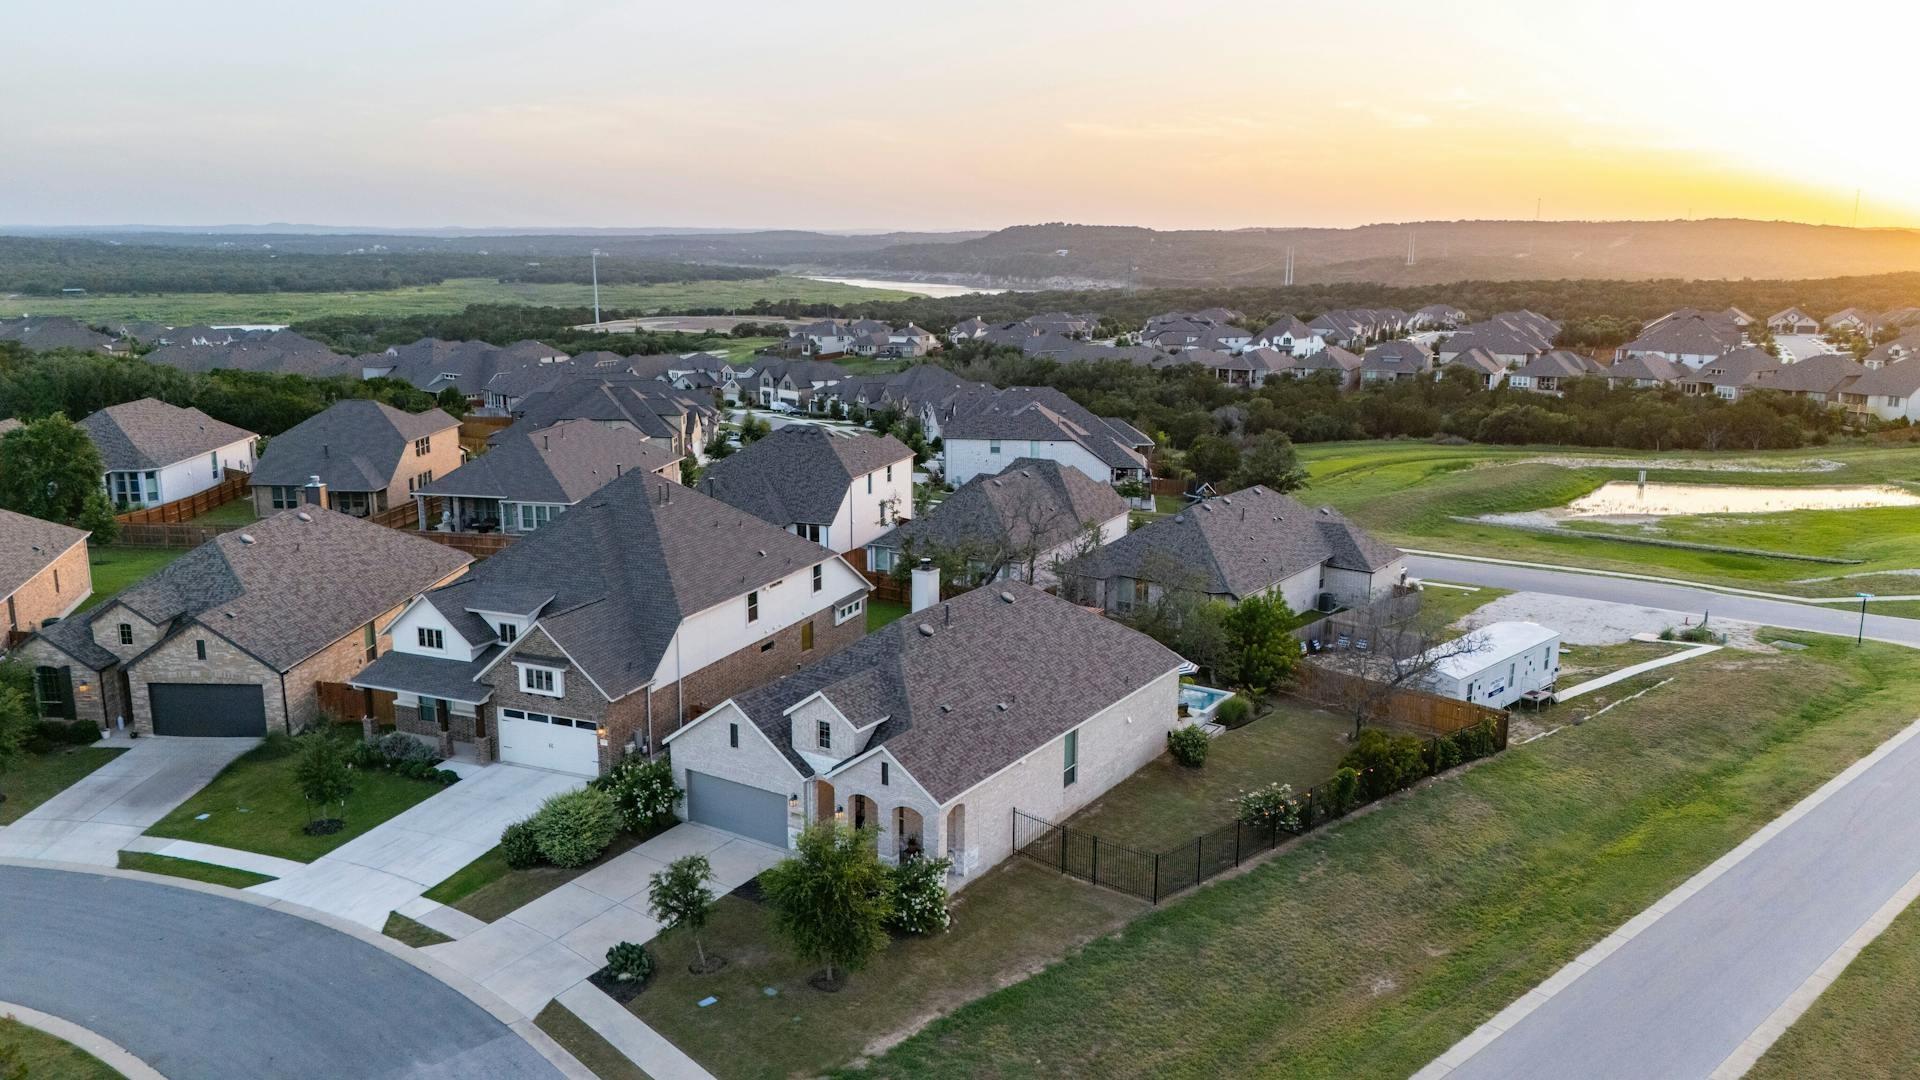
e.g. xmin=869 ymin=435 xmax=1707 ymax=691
xmin=498 ymin=708 xmax=599 ymax=777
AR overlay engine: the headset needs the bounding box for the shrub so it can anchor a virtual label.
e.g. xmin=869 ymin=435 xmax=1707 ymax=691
xmin=604 ymin=941 xmax=654 ymax=983
xmin=1166 ymin=724 xmax=1210 ymax=768
xmin=886 ymin=856 xmax=953 ymax=935
xmin=500 ymin=819 xmax=542 ymax=870
xmin=597 ymin=757 xmax=683 ymax=833
xmin=348 ymin=741 xmax=385 ymax=770
xmin=434 ymin=768 xmax=461 ymax=786
xmin=1431 ymin=736 xmax=1464 ymax=772
xmin=1235 ymin=782 xmax=1296 ymax=831
xmin=530 ymin=787 xmax=620 ymax=868
xmin=1453 ymin=717 xmax=1501 ymax=760
xmin=375 ymin=731 xmax=441 ymax=766
xmin=1213 ymin=696 xmax=1253 ymax=729
xmin=1325 ymin=767 xmax=1361 ymax=816
xmin=1340 ymin=729 xmax=1428 ymax=799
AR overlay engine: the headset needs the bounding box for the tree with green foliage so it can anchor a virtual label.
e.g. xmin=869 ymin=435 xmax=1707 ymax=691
xmin=738 ymin=411 xmax=772 ymax=444
xmin=1185 ymin=434 xmax=1242 ymax=486
xmin=1230 ymin=431 xmax=1308 ymax=493
xmin=434 ymin=386 xmax=470 ymax=419
xmin=0 ymin=415 xmax=117 ymax=540
xmin=293 ymin=733 xmax=352 ymax=827
xmin=1222 ymin=593 xmax=1299 ymax=693
xmin=648 ymin=854 xmax=720 ymax=972
xmin=760 ymin=823 xmax=892 ymax=989
xmin=0 ymin=663 xmax=34 ymax=795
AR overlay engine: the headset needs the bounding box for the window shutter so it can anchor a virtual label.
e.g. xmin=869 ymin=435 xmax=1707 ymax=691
xmin=58 ymin=665 xmax=77 ymax=720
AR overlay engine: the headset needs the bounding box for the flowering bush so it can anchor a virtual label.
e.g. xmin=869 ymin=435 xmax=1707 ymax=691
xmin=1235 ymin=782 xmax=1296 ymax=831
xmin=596 ymin=756 xmax=683 ymax=832
xmin=885 ymin=855 xmax=954 ymax=935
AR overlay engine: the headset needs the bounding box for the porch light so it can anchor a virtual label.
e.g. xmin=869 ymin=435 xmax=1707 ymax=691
xmin=76 ymin=681 xmax=91 ymax=694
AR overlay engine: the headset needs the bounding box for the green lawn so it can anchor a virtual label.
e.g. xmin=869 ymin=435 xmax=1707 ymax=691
xmin=536 ymin=1000 xmax=653 ymax=1080
xmin=1299 ymin=440 xmax=1920 ymax=595
xmin=79 ymin=544 xmax=188 ymax=610
xmin=1065 ymin=700 xmax=1353 ymax=854
xmin=0 ymin=746 xmax=124 ymax=825
xmin=1555 ymin=639 xmax=1692 ymax=682
xmin=866 ymin=599 xmax=909 ymax=632
xmin=0 ymin=1017 xmax=120 ymax=1080
xmin=1414 ymin=582 xmax=1512 ymax=629
xmin=117 ymin=850 xmax=275 ymax=889
xmin=631 ymin=858 xmax=1143 ymax=1080
xmin=188 ymin=499 xmax=259 ymax=526
xmin=0 ymin=276 xmax=911 ymax=325
xmin=145 ymin=734 xmax=447 ymax=862
xmin=426 ymin=829 xmax=651 ymax=922
xmin=382 ymin=910 xmax=454 ymax=948
xmin=1750 ymin=886 xmax=1920 ymax=1079
xmin=860 ymin=632 xmax=1920 ymax=1078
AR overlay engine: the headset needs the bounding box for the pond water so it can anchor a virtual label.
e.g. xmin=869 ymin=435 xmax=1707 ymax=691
xmin=800 ymin=275 xmax=1006 ymax=297
xmin=1566 ymin=481 xmax=1920 ymax=517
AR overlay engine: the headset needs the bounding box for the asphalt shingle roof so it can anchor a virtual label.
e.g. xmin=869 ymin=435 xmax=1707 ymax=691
xmin=869 ymin=458 xmax=1125 ymax=558
xmin=0 ymin=507 xmax=89 ymax=600
xmin=251 ymin=400 xmax=457 ymax=491
xmin=698 ymin=426 xmax=912 ymax=528
xmin=936 ymin=386 xmax=1148 ymax=473
xmin=419 ymin=419 xmax=678 ymax=504
xmin=79 ymin=399 xmax=257 ymax=471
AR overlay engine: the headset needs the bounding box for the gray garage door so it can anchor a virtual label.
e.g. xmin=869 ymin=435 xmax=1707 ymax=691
xmin=149 ymin=683 xmax=268 ymax=737
xmin=686 ymin=771 xmax=788 ymax=849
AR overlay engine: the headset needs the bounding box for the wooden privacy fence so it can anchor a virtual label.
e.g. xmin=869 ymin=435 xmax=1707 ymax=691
xmin=1289 ymin=661 xmax=1508 ymax=738
xmin=115 ymin=468 xmax=252 ymax=525
xmin=316 ymin=680 xmax=395 ymax=725
xmin=1149 ymin=476 xmax=1187 ymax=497
xmin=115 ymin=522 xmax=230 ymax=548
xmin=416 ymin=531 xmax=516 ymax=558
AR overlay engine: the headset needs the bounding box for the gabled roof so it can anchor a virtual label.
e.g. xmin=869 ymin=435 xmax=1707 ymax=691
xmin=252 ymin=400 xmax=457 ymax=491
xmin=1605 ymin=353 xmax=1683 ymax=383
xmin=1621 ymin=315 xmax=1741 ymax=358
xmin=418 ymin=419 xmax=679 ymax=504
xmin=1768 ymin=306 xmax=1817 ymax=325
xmin=510 ymin=375 xmax=716 ymax=441
xmin=366 ymin=338 xmax=571 ymax=395
xmin=698 ymin=426 xmax=912 ymax=527
xmin=1070 ymin=485 xmax=1401 ymax=600
xmin=720 ymin=584 xmax=1184 ymax=802
xmin=1514 ymin=350 xmax=1604 ymax=379
xmin=1690 ymin=346 xmax=1779 ymax=387
xmin=0 ymin=316 xmax=118 ymax=353
xmin=869 ymin=457 xmax=1125 ymax=556
xmin=1844 ymin=359 xmax=1920 ymax=399
xmin=935 ymin=386 xmax=1147 ymax=473
xmin=144 ymin=332 xmax=351 ymax=377
xmin=0 ymin=508 xmax=88 ymax=600
xmin=79 ymin=398 xmax=257 ymax=471
xmin=64 ymin=508 xmax=469 ymax=672
xmin=1443 ymin=347 xmax=1505 ymax=376
xmin=422 ymin=469 xmax=842 ymax=700
xmin=1258 ymin=316 xmax=1316 ymax=341
xmin=1765 ymin=353 xmax=1865 ymax=394
xmin=1360 ymin=340 xmax=1433 ymax=372
xmin=1293 ymin=345 xmax=1362 ymax=373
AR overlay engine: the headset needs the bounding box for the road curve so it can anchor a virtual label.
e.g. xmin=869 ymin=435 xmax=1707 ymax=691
xmin=1407 ymin=555 xmax=1920 ymax=647
xmin=0 ymin=865 xmax=559 ymax=1080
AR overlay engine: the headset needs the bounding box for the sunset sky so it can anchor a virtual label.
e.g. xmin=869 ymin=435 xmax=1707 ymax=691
xmin=6 ymin=0 xmax=1915 ymax=231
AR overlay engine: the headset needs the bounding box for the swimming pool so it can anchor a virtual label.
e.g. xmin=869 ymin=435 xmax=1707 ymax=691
xmin=1180 ymin=684 xmax=1234 ymax=717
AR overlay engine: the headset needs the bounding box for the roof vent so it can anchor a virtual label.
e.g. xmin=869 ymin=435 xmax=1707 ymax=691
xmin=756 ymin=549 xmax=766 ymax=558
xmin=996 ymin=702 xmax=1009 ymax=711
xmin=939 ymin=703 xmax=952 ymax=712
xmin=295 ymin=511 xmax=312 ymax=523
xmin=917 ymin=623 xmax=936 ymax=637
xmin=998 ymin=591 xmax=1015 ymax=603
xmin=1318 ymin=507 xmax=1331 ymax=516
xmin=239 ymin=533 xmax=256 ymax=545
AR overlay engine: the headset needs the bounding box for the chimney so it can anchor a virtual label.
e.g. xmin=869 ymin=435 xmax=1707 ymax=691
xmin=304 ymin=474 xmax=329 ymax=509
xmin=911 ymin=558 xmax=940 ymax=614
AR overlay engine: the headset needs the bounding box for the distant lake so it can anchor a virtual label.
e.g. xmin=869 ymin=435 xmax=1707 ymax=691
xmin=801 ymin=276 xmax=1006 ymax=298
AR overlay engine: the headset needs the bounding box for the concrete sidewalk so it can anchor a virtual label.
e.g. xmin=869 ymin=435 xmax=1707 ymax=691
xmin=0 ymin=736 xmax=255 ymax=865
xmin=1554 ymin=638 xmax=1721 ymax=702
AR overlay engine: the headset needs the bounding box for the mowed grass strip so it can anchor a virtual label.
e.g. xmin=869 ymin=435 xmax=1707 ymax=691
xmin=0 ymin=746 xmax=124 ymax=825
xmin=79 ymin=544 xmax=189 ymax=611
xmin=0 ymin=1017 xmax=121 ymax=1080
xmin=859 ymin=633 xmax=1920 ymax=1078
xmin=534 ymin=1000 xmax=654 ymax=1080
xmin=1749 ymin=885 xmax=1920 ymax=1079
xmin=116 ymin=851 xmax=276 ymax=889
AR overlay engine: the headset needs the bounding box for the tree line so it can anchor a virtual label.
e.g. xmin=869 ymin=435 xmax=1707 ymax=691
xmin=292 ymin=303 xmax=739 ymax=355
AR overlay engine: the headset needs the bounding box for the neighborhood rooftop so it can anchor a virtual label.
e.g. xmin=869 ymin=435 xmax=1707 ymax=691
xmin=78 ymin=398 xmax=257 ymax=472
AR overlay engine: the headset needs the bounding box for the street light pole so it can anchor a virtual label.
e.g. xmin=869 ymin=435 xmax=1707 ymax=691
xmin=1859 ymin=592 xmax=1874 ymax=644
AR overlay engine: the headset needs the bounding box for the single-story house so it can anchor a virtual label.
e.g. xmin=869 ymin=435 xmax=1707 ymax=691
xmin=1767 ymin=308 xmax=1820 ymax=336
xmin=662 ymin=579 xmax=1186 ymax=882
xmin=414 ymin=418 xmax=681 ymax=534
xmin=1507 ymin=350 xmax=1604 ymax=393
xmin=1 ymin=509 xmax=90 ymax=643
xmin=250 ymin=400 xmax=461 ymax=519
xmin=79 ymin=398 xmax=257 ymax=510
xmin=1838 ymin=361 xmax=1920 ymax=423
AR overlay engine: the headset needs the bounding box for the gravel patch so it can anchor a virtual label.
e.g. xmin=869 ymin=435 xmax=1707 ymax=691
xmin=1508 ymin=455 xmax=1844 ymax=474
xmin=1460 ymin=591 xmax=1766 ymax=648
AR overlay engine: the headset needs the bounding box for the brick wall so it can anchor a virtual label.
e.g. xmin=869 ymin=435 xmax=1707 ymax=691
xmin=644 ymin=606 xmax=864 ymax=752
xmin=10 ymin=638 xmax=111 ymax=728
xmin=126 ymin=628 xmax=286 ymax=735
xmin=90 ymin=604 xmax=165 ymax=666
xmin=6 ymin=541 xmax=92 ymax=632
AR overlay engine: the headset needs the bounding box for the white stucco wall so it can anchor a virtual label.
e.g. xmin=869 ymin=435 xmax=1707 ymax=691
xmin=149 ymin=436 xmax=254 ymax=502
xmin=648 ymin=557 xmax=867 ymax=686
xmin=831 ymin=454 xmax=914 ymax=552
xmin=944 ymin=438 xmax=1115 ymax=486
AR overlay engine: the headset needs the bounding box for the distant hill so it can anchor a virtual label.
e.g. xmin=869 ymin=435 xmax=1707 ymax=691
xmin=809 ymin=220 xmax=1920 ymax=287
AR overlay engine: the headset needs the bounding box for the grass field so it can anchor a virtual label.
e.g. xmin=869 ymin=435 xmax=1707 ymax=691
xmin=1300 ymin=440 xmax=1920 ymax=595
xmin=866 ymin=598 xmax=909 ymax=632
xmin=0 ymin=746 xmax=124 ymax=825
xmin=0 ymin=275 xmax=910 ymax=325
xmin=1750 ymin=888 xmax=1920 ymax=1078
xmin=859 ymin=631 xmax=1920 ymax=1078
xmin=79 ymin=544 xmax=188 ymax=610
xmin=117 ymin=850 xmax=276 ymax=889
xmin=0 ymin=1017 xmax=120 ymax=1080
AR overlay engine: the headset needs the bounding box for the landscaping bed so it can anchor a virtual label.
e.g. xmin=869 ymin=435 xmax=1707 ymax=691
xmin=0 ymin=1017 xmax=120 ymax=1080
xmin=117 ymin=851 xmax=275 ymax=889
xmin=144 ymin=733 xmax=449 ymax=862
xmin=862 ymin=632 xmax=1920 ymax=1077
xmin=0 ymin=744 xmax=123 ymax=825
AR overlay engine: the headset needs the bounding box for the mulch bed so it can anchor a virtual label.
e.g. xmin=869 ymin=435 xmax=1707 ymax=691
xmin=302 ymin=819 xmax=344 ymax=836
xmin=588 ymin=967 xmax=650 ymax=1005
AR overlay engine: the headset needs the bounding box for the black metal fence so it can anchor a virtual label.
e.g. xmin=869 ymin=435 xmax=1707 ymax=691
xmin=1014 ymin=719 xmax=1509 ymax=904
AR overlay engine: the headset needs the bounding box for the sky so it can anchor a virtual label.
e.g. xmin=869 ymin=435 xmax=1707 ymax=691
xmin=5 ymin=0 xmax=1917 ymax=232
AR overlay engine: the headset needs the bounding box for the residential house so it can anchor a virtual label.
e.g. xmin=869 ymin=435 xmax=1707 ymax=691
xmin=16 ymin=507 xmax=470 ymax=734
xmin=1765 ymin=354 xmax=1865 ymax=404
xmin=1839 ymin=361 xmax=1920 ymax=423
xmin=1677 ymin=346 xmax=1780 ymax=399
xmin=1767 ymin=308 xmax=1820 ymax=336
xmin=1 ymin=509 xmax=90 ymax=642
xmin=1614 ymin=314 xmax=1743 ymax=370
xmin=79 ymin=399 xmax=257 ymax=510
xmin=360 ymin=339 xmax=571 ymax=406
xmin=661 ymin=579 xmax=1185 ymax=876
xmin=698 ymin=426 xmax=914 ymax=553
xmin=1881 ymin=308 xmax=1920 ymax=330
xmin=1408 ymin=305 xmax=1468 ymax=330
xmin=1507 ymin=350 xmax=1604 ymax=394
xmin=1357 ymin=340 xmax=1434 ymax=383
xmin=756 ymin=359 xmax=848 ymax=411
xmin=934 ymin=386 xmax=1151 ymax=490
xmin=1438 ymin=314 xmax=1556 ymax=369
xmin=866 ymin=457 xmax=1128 ymax=587
xmin=414 ymin=419 xmax=681 ymax=534
xmin=789 ymin=319 xmax=859 ymax=358
xmin=1254 ymin=315 xmax=1325 ymax=357
xmin=144 ymin=331 xmax=351 ymax=377
xmin=1824 ymin=308 xmax=1882 ymax=336
xmin=0 ymin=316 xmax=121 ymax=353
xmin=947 ymin=316 xmax=991 ymax=344
xmin=1438 ymin=347 xmax=1508 ymax=388
xmin=250 ymin=401 xmax=460 ymax=519
xmin=1864 ymin=331 xmax=1920 ymax=369
xmin=1063 ymin=485 xmax=1406 ymax=616
xmin=509 ymin=374 xmax=718 ymax=458
xmin=1418 ymin=621 xmax=1561 ymax=709
xmin=350 ymin=470 xmax=871 ymax=773
xmin=1602 ymin=352 xmax=1685 ymax=389
xmin=1286 ymin=345 xmax=1364 ymax=386
xmin=1193 ymin=346 xmax=1297 ymax=387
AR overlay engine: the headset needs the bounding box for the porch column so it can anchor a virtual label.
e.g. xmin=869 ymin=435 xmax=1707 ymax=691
xmin=415 ymin=493 xmax=428 ymax=531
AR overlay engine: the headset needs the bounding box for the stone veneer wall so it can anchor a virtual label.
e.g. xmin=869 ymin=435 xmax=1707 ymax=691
xmin=7 ymin=541 xmax=91 ymax=632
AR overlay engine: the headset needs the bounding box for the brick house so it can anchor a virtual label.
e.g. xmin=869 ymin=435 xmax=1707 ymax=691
xmin=1 ymin=508 xmax=91 ymax=645
xmin=14 ymin=508 xmax=470 ymax=733
xmin=351 ymin=469 xmax=871 ymax=776
xmin=662 ymin=578 xmax=1185 ymax=878
xmin=250 ymin=400 xmax=462 ymax=519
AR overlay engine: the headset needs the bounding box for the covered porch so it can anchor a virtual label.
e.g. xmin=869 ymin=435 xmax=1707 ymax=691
xmin=810 ymin=776 xmax=974 ymax=882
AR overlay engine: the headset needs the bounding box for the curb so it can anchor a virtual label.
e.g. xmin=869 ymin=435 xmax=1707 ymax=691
xmin=0 ymin=999 xmax=166 ymax=1080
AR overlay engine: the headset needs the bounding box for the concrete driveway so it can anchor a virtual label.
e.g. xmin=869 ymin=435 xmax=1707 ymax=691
xmin=0 ymin=736 xmax=254 ymax=865
xmin=250 ymin=763 xmax=582 ymax=929
xmin=0 ymin=864 xmax=558 ymax=1079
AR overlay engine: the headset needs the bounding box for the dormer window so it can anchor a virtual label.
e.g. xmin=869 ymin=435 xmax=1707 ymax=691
xmin=518 ymin=664 xmax=563 ymax=697
xmin=418 ymin=628 xmax=444 ymax=651
xmin=118 ymin=623 xmax=133 ymax=646
xmin=498 ymin=622 xmax=518 ymax=644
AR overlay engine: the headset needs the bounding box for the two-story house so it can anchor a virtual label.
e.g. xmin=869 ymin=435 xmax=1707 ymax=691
xmin=697 ymin=426 xmax=913 ymax=554
xmin=79 ymin=399 xmax=257 ymax=510
xmin=351 ymin=470 xmax=871 ymax=775
xmin=1 ymin=509 xmax=91 ymax=643
xmin=935 ymin=386 xmax=1151 ymax=489
xmin=413 ymin=419 xmax=681 ymax=534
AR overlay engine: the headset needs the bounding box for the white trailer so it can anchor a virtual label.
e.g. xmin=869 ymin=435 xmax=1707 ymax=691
xmin=1421 ymin=621 xmax=1561 ymax=708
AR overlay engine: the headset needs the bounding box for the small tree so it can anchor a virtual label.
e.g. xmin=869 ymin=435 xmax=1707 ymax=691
xmin=294 ymin=733 xmax=352 ymax=828
xmin=1223 ymin=593 xmax=1299 ymax=694
xmin=1317 ymin=603 xmax=1487 ymax=739
xmin=0 ymin=662 xmax=35 ymax=800
xmin=648 ymin=854 xmax=720 ymax=972
xmin=760 ymin=823 xmax=891 ymax=990
xmin=433 ymin=386 xmax=470 ymax=419
xmin=1231 ymin=431 xmax=1309 ymax=493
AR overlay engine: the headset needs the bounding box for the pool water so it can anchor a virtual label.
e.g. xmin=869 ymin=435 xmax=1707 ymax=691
xmin=1181 ymin=685 xmax=1233 ymax=714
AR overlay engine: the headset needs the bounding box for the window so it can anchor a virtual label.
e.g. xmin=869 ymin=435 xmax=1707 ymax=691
xmin=880 ymin=761 xmax=890 ymax=786
xmin=795 ymin=523 xmax=823 ymax=544
xmin=210 ymin=451 xmax=219 ymax=478
xmin=520 ymin=665 xmax=562 ymax=697
xmin=866 ymin=473 xmax=873 ymax=494
xmin=118 ymin=623 xmax=133 ymax=646
xmin=729 ymin=722 xmax=740 ymax=748
xmin=760 ymin=640 xmax=776 ymax=653
xmin=834 ymin=598 xmax=864 ymax=626
xmin=407 ymin=470 xmax=434 ymax=493
xmin=270 ymin=485 xmax=300 ymax=509
xmin=34 ymin=666 xmax=69 ymax=718
xmin=108 ymin=470 xmax=160 ymax=508
xmin=414 ymin=436 xmax=431 ymax=457
xmin=869 ymin=548 xmax=894 ymax=573
xmin=195 ymin=639 xmax=207 ymax=660
xmin=816 ymin=720 xmax=832 ymax=750
xmin=1063 ymin=730 xmax=1078 ymax=786
xmin=53 ymin=569 xmax=60 ymax=593
xmin=498 ymin=622 xmax=518 ymax=644
xmin=885 ymin=464 xmax=893 ymax=482
xmin=989 ymin=439 xmax=1001 ymax=455
xmin=801 ymin=621 xmax=815 ymax=651
xmin=363 ymin=623 xmax=376 ymax=661
xmin=747 ymin=591 xmax=759 ymax=623
xmin=417 ymin=627 xmax=444 ymax=650
xmin=812 ymin=565 xmax=823 ymax=593
xmin=516 ymin=503 xmax=558 ymax=531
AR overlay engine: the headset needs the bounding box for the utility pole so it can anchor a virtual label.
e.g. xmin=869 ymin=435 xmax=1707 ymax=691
xmin=1406 ymin=231 xmax=1416 ymax=267
xmin=591 ymin=248 xmax=603 ymax=326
